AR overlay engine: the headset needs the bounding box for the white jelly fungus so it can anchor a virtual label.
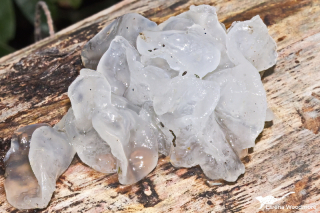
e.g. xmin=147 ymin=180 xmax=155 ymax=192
xmin=4 ymin=5 xmax=277 ymax=209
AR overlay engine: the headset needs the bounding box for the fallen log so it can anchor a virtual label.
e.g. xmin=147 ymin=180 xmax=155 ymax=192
xmin=0 ymin=0 xmax=320 ymax=212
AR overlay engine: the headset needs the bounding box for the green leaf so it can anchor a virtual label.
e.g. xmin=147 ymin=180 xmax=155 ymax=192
xmin=0 ymin=41 xmax=15 ymax=57
xmin=0 ymin=0 xmax=15 ymax=42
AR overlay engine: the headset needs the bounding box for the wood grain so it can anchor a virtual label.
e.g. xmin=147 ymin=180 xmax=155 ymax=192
xmin=1 ymin=0 xmax=320 ymax=212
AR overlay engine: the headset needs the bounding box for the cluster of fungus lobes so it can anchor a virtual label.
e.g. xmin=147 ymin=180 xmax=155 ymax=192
xmin=4 ymin=5 xmax=277 ymax=209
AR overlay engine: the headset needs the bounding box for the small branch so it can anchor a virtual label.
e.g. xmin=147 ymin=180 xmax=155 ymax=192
xmin=34 ymin=1 xmax=55 ymax=42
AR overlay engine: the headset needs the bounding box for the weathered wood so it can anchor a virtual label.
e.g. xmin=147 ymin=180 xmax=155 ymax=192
xmin=1 ymin=0 xmax=320 ymax=212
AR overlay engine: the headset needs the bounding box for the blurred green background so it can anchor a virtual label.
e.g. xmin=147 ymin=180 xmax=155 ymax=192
xmin=0 ymin=0 xmax=121 ymax=57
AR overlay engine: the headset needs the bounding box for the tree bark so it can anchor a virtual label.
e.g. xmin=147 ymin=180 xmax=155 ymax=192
xmin=1 ymin=0 xmax=320 ymax=212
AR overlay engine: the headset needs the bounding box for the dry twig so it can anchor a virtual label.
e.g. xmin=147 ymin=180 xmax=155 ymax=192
xmin=34 ymin=1 xmax=55 ymax=42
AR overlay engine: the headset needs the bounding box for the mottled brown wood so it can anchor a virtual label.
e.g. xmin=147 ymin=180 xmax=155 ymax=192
xmin=1 ymin=0 xmax=320 ymax=212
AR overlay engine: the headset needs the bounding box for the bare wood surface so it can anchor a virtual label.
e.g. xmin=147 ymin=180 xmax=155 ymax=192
xmin=1 ymin=0 xmax=320 ymax=212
